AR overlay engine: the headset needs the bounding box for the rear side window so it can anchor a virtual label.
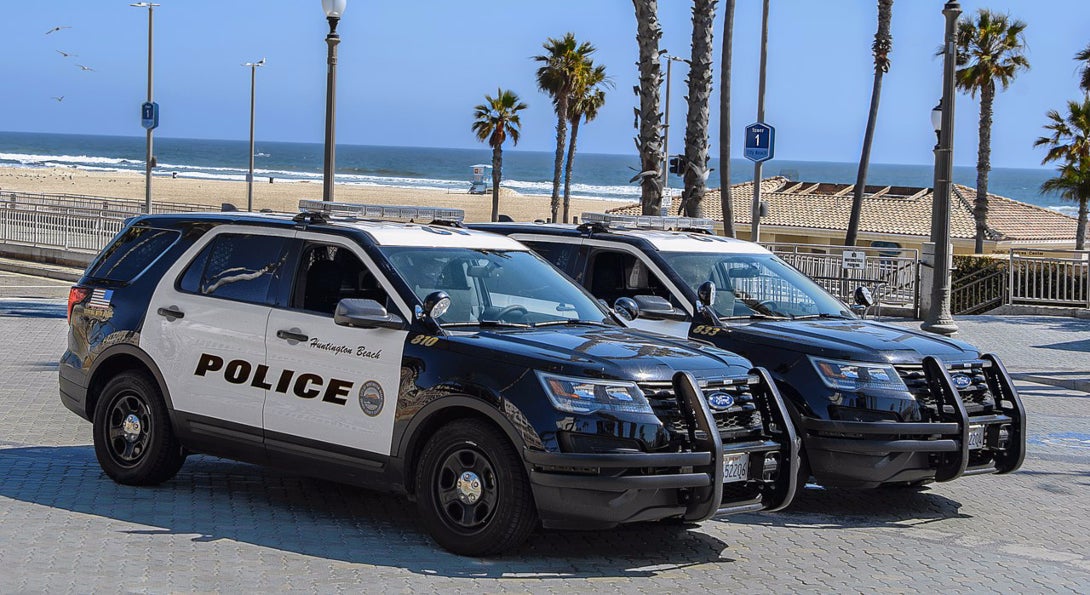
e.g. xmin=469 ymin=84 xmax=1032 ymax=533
xmin=179 ymin=233 xmax=288 ymax=305
xmin=87 ymin=226 xmax=180 ymax=283
xmin=522 ymin=240 xmax=579 ymax=274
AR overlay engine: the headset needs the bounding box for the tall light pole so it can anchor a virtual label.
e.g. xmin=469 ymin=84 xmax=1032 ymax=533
xmin=243 ymin=58 xmax=265 ymax=213
xmin=921 ymin=1 xmax=961 ymax=336
xmin=750 ymin=0 xmax=770 ymax=242
xmin=661 ymin=54 xmax=686 ymax=214
xmin=131 ymin=2 xmax=159 ymax=214
xmin=321 ymin=0 xmax=346 ymax=202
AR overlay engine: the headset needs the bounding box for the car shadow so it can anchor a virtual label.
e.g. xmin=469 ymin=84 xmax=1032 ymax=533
xmin=725 ymin=483 xmax=971 ymax=530
xmin=0 ymin=299 xmax=67 ymax=318
xmin=0 ymin=445 xmax=733 ymax=579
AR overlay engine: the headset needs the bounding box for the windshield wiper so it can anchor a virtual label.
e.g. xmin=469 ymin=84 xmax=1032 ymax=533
xmin=721 ymin=313 xmax=787 ymax=321
xmin=790 ymin=313 xmax=851 ymax=320
xmin=442 ymin=320 xmax=532 ymax=329
xmin=532 ymin=319 xmax=612 ymax=328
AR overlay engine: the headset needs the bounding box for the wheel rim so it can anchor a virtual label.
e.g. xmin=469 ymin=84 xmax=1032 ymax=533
xmin=434 ymin=447 xmax=500 ymax=534
xmin=105 ymin=392 xmax=152 ymax=468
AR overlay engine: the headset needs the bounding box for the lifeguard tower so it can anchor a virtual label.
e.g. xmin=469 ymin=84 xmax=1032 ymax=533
xmin=469 ymin=164 xmax=491 ymax=194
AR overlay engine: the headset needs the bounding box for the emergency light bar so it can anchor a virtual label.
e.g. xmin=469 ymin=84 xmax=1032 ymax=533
xmin=299 ymin=200 xmax=464 ymax=223
xmin=581 ymin=212 xmax=715 ymax=232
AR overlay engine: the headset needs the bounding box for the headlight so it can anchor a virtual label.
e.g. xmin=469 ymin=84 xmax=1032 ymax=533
xmin=536 ymin=372 xmax=652 ymax=415
xmin=808 ymin=357 xmax=907 ymax=392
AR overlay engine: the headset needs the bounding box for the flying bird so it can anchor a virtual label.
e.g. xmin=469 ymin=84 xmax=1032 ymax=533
xmin=52 ymin=96 xmax=64 ymax=102
xmin=45 ymin=26 xmax=71 ymax=35
xmin=76 ymin=64 xmax=94 ymax=72
xmin=56 ymin=50 xmax=77 ymax=58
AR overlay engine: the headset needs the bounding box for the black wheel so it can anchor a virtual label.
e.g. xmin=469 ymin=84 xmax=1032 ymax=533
xmin=415 ymin=418 xmax=537 ymax=556
xmin=92 ymin=371 xmax=184 ymax=486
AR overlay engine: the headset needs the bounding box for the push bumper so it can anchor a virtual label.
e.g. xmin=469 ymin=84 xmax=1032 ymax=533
xmin=526 ymin=368 xmax=799 ymax=529
xmin=801 ymin=354 xmax=1026 ymax=487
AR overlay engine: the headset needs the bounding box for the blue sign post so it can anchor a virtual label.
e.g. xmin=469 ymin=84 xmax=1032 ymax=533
xmin=141 ymin=101 xmax=159 ymax=130
xmin=743 ymin=122 xmax=775 ymax=163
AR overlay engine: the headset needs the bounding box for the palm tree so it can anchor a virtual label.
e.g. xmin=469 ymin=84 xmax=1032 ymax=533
xmin=632 ymin=0 xmax=664 ymax=216
xmin=534 ymin=33 xmax=596 ymax=223
xmin=472 ymin=89 xmax=527 ymax=222
xmin=952 ymin=9 xmax=1030 ymax=253
xmin=845 ymin=0 xmax=893 ymax=247
xmin=1076 ymin=42 xmax=1090 ymax=95
xmin=562 ymin=64 xmax=610 ymax=223
xmin=718 ymin=0 xmax=736 ymax=236
xmin=678 ymin=0 xmax=718 ymax=218
xmin=1034 ymin=98 xmax=1090 ymax=250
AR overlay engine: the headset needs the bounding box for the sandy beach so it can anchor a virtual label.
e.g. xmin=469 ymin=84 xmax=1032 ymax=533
xmin=0 ymin=166 xmax=625 ymax=223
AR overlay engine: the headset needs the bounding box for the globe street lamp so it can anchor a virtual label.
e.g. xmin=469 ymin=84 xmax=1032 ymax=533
xmin=130 ymin=2 xmax=159 ymax=214
xmin=921 ymin=1 xmax=961 ymax=336
xmin=321 ymin=0 xmax=346 ymax=202
xmin=243 ymin=58 xmax=265 ymax=212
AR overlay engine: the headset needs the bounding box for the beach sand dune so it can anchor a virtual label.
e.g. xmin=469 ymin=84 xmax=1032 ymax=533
xmin=0 ymin=166 xmax=622 ymax=223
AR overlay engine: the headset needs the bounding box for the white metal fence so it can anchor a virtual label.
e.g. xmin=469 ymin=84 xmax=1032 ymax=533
xmin=2 ymin=191 xmax=207 ymax=215
xmin=1009 ymin=249 xmax=1090 ymax=308
xmin=764 ymin=242 xmax=920 ymax=313
xmin=1 ymin=203 xmax=127 ymax=252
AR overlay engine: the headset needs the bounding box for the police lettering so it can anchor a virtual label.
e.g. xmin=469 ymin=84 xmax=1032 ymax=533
xmin=194 ymin=353 xmax=352 ymax=405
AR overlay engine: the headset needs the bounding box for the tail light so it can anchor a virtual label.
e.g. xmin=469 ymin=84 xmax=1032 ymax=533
xmin=68 ymin=286 xmax=90 ymax=321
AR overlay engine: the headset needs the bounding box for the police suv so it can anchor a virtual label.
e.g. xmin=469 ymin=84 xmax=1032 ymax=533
xmin=60 ymin=201 xmax=799 ymax=556
xmin=474 ymin=213 xmax=1026 ymax=490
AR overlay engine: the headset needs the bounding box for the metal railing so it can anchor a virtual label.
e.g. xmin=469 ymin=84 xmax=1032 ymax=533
xmin=2 ymin=191 xmax=207 ymax=214
xmin=764 ymin=242 xmax=920 ymax=313
xmin=1 ymin=203 xmax=128 ymax=253
xmin=1009 ymin=249 xmax=1090 ymax=308
xmin=952 ymin=268 xmax=1007 ymax=314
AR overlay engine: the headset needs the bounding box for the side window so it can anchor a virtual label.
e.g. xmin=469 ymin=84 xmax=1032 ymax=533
xmin=588 ymin=250 xmax=673 ymax=304
xmin=178 ymin=233 xmax=287 ymax=305
xmin=522 ymin=241 xmax=578 ymax=274
xmin=87 ymin=226 xmax=180 ymax=283
xmin=293 ymin=243 xmax=388 ymax=315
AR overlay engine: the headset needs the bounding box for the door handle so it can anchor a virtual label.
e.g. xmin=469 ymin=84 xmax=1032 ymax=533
xmin=157 ymin=306 xmax=184 ymax=319
xmin=276 ymin=329 xmax=309 ymax=343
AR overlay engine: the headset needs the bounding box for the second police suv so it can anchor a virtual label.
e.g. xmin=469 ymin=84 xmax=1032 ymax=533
xmin=59 ymin=201 xmax=799 ymax=556
xmin=474 ymin=212 xmax=1026 ymax=490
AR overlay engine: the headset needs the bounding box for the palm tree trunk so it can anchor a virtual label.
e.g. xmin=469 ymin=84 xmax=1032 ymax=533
xmin=491 ymin=146 xmax=502 ymax=222
xmin=633 ymin=0 xmax=664 ymax=215
xmin=846 ymin=0 xmax=893 ymax=247
xmin=718 ymin=0 xmax=735 ymax=236
xmin=975 ymin=82 xmax=995 ymax=253
xmin=1077 ymin=196 xmax=1088 ymax=251
xmin=563 ymin=117 xmax=581 ymax=223
xmin=680 ymin=0 xmax=717 ymax=218
xmin=550 ymin=95 xmax=569 ymax=223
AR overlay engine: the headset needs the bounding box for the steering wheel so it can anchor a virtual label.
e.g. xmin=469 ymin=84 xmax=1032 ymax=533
xmin=490 ymin=305 xmax=527 ymax=321
xmin=755 ymin=300 xmax=780 ymax=314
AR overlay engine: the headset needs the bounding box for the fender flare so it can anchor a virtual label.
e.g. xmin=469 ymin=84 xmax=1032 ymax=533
xmin=87 ymin=343 xmax=176 ymax=414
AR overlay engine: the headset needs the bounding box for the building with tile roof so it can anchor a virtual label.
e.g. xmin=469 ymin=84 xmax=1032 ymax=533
xmin=606 ymin=177 xmax=1081 ymax=255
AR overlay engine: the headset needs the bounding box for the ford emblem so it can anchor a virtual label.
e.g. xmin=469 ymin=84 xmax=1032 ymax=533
xmin=707 ymin=392 xmax=735 ymax=411
xmin=950 ymin=373 xmax=972 ymax=389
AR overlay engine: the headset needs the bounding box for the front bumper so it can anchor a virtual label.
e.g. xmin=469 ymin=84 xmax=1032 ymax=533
xmin=800 ymin=354 xmax=1026 ymax=488
xmin=526 ymin=368 xmax=799 ymax=529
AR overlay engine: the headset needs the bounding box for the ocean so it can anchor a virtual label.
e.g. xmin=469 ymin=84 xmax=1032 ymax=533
xmin=0 ymin=130 xmax=1076 ymax=217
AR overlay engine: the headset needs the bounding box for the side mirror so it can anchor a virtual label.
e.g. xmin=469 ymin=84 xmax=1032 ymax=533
xmin=696 ymin=281 xmax=716 ymax=309
xmin=334 ymin=299 xmax=405 ymax=330
xmin=633 ymin=295 xmax=686 ymax=321
xmin=854 ymin=286 xmax=874 ymax=307
xmin=614 ymin=297 xmax=640 ymax=321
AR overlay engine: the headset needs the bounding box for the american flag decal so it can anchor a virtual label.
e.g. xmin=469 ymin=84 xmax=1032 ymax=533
xmin=87 ymin=289 xmax=113 ymax=310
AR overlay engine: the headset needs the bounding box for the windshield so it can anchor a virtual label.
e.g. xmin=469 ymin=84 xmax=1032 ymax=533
xmin=380 ymin=247 xmax=613 ymax=327
xmin=659 ymin=252 xmax=852 ymax=319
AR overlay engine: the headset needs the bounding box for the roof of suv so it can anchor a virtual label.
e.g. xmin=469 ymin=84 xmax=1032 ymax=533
xmin=475 ymin=221 xmax=773 ymax=255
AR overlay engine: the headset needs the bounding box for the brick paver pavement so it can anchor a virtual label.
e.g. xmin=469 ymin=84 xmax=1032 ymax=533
xmin=2 ymin=298 xmax=1088 ymax=593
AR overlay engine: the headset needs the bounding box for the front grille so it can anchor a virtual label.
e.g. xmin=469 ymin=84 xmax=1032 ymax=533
xmin=639 ymin=378 xmax=764 ymax=445
xmin=895 ymin=361 xmax=996 ymax=420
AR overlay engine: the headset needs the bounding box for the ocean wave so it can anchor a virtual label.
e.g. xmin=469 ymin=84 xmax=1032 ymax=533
xmin=1048 ymin=205 xmax=1080 ymax=217
xmin=0 ymin=152 xmax=141 ymax=166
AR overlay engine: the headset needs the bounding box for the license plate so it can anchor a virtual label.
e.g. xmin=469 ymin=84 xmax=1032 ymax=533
xmin=723 ymin=452 xmax=750 ymax=483
xmin=968 ymin=424 xmax=985 ymax=450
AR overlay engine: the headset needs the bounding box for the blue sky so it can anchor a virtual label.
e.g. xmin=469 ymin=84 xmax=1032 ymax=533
xmin=2 ymin=1 xmax=1087 ymax=169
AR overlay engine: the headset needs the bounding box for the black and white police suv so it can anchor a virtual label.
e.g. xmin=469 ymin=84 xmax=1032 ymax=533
xmin=473 ymin=213 xmax=1026 ymax=490
xmin=60 ymin=201 xmax=799 ymax=556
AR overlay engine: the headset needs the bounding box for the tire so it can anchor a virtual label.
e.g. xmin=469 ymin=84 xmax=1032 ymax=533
xmin=414 ymin=418 xmax=537 ymax=556
xmin=92 ymin=371 xmax=185 ymax=486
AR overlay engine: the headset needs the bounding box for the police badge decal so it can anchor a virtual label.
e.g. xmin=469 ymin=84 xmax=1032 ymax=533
xmin=359 ymin=380 xmax=385 ymax=417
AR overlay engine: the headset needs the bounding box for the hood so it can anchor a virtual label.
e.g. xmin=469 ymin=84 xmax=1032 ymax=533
xmin=726 ymin=318 xmax=981 ymax=364
xmin=446 ymin=325 xmax=752 ymax=382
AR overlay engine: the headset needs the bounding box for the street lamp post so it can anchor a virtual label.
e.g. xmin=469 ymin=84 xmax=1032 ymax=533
xmin=243 ymin=58 xmax=265 ymax=212
xmin=130 ymin=2 xmax=159 ymax=214
xmin=321 ymin=0 xmax=346 ymax=202
xmin=751 ymin=0 xmax=770 ymax=243
xmin=661 ymin=54 xmax=685 ymax=214
xmin=921 ymin=1 xmax=961 ymax=336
